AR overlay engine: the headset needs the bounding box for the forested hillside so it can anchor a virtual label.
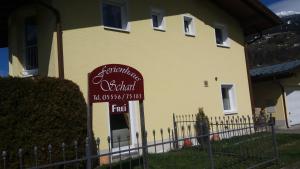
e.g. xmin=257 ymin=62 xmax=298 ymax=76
xmin=247 ymin=13 xmax=300 ymax=68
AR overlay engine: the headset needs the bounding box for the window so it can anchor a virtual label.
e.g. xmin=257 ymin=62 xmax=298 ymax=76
xmin=151 ymin=9 xmax=165 ymax=31
xmin=108 ymin=101 xmax=137 ymax=152
xmin=183 ymin=15 xmax=195 ymax=36
xmin=24 ymin=16 xmax=38 ymax=76
xmin=214 ymin=24 xmax=229 ymax=47
xmin=102 ymin=1 xmax=129 ymax=31
xmin=221 ymin=84 xmax=237 ymax=113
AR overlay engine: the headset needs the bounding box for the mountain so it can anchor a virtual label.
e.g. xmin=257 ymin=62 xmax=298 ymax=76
xmin=277 ymin=11 xmax=300 ymax=17
xmin=247 ymin=13 xmax=300 ymax=68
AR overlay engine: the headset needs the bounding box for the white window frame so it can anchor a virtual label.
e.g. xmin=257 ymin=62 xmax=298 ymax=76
xmin=220 ymin=84 xmax=237 ymax=114
xmin=183 ymin=14 xmax=196 ymax=37
xmin=214 ymin=23 xmax=230 ymax=48
xmin=150 ymin=8 xmax=166 ymax=31
xmin=101 ymin=0 xmax=130 ymax=32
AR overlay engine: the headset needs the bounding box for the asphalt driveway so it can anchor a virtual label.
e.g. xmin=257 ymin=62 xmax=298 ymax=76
xmin=276 ymin=125 xmax=300 ymax=134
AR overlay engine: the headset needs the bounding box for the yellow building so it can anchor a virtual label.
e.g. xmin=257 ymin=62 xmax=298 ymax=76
xmin=251 ymin=60 xmax=300 ymax=128
xmin=1 ymin=0 xmax=279 ymax=149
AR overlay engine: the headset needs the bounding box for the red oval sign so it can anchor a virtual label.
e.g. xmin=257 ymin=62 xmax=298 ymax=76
xmin=88 ymin=64 xmax=144 ymax=103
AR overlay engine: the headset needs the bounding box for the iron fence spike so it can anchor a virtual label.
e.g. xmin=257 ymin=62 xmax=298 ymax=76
xmin=62 ymin=142 xmax=66 ymax=148
xmin=18 ymin=148 xmax=22 ymax=157
xmin=48 ymin=144 xmax=52 ymax=151
xmin=34 ymin=146 xmax=38 ymax=167
xmin=96 ymin=137 xmax=100 ymax=145
xmin=2 ymin=151 xmax=6 ymax=157
xmin=34 ymin=146 xmax=38 ymax=152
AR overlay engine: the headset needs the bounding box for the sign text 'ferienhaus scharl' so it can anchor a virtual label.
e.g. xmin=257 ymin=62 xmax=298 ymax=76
xmin=89 ymin=64 xmax=144 ymax=103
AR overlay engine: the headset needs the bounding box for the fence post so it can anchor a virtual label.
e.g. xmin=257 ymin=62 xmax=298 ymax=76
xmin=18 ymin=149 xmax=23 ymax=169
xmin=206 ymin=120 xmax=215 ymax=169
xmin=173 ymin=113 xmax=179 ymax=149
xmin=2 ymin=151 xmax=6 ymax=169
xmin=270 ymin=115 xmax=279 ymax=161
xmin=86 ymin=137 xmax=92 ymax=169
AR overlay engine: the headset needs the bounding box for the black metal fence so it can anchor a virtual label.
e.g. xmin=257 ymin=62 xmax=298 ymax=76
xmin=1 ymin=114 xmax=278 ymax=169
xmin=173 ymin=113 xmax=279 ymax=169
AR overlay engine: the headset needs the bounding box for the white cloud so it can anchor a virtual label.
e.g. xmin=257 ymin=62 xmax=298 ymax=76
xmin=268 ymin=0 xmax=300 ymax=13
xmin=276 ymin=11 xmax=300 ymax=17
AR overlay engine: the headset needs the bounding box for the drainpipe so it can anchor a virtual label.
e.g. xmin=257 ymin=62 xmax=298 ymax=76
xmin=14 ymin=1 xmax=65 ymax=79
xmin=274 ymin=80 xmax=289 ymax=128
xmin=244 ymin=32 xmax=264 ymax=116
xmin=244 ymin=43 xmax=255 ymax=115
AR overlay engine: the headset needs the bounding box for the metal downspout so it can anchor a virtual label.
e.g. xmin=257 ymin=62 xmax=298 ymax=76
xmin=245 ymin=33 xmax=263 ymax=116
xmin=244 ymin=43 xmax=255 ymax=115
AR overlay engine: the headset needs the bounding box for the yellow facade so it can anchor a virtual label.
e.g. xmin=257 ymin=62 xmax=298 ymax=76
xmin=8 ymin=0 xmax=252 ymax=148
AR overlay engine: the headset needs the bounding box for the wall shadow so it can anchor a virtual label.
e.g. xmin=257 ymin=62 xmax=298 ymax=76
xmin=56 ymin=0 xmax=244 ymax=46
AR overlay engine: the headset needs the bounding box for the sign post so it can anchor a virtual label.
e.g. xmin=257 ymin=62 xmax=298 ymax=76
xmin=139 ymin=100 xmax=148 ymax=168
xmin=88 ymin=64 xmax=148 ymax=169
xmin=86 ymin=73 xmax=93 ymax=169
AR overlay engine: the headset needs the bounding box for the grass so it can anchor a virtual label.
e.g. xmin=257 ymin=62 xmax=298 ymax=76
xmin=98 ymin=134 xmax=300 ymax=169
xmin=269 ymin=134 xmax=300 ymax=169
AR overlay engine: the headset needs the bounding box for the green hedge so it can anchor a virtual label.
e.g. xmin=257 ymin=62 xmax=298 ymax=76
xmin=0 ymin=77 xmax=89 ymax=168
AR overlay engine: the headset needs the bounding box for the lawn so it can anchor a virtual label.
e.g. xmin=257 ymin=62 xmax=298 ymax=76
xmin=98 ymin=134 xmax=300 ymax=169
xmin=268 ymin=134 xmax=300 ymax=169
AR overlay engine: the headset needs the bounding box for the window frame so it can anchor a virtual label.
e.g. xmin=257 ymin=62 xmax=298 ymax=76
xmin=220 ymin=84 xmax=237 ymax=114
xmin=183 ymin=14 xmax=196 ymax=37
xmin=150 ymin=8 xmax=166 ymax=31
xmin=214 ymin=23 xmax=230 ymax=48
xmin=101 ymin=0 xmax=130 ymax=32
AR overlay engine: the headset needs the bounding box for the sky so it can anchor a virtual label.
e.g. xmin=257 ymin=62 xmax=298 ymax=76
xmin=262 ymin=0 xmax=300 ymax=13
xmin=0 ymin=48 xmax=8 ymax=77
xmin=0 ymin=0 xmax=299 ymax=77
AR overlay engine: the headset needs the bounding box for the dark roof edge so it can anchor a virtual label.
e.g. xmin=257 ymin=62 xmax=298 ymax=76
xmin=251 ymin=73 xmax=294 ymax=82
xmin=250 ymin=60 xmax=300 ymax=80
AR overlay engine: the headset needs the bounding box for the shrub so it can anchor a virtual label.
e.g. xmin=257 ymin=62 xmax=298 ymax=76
xmin=0 ymin=77 xmax=90 ymax=168
xmin=195 ymin=108 xmax=210 ymax=148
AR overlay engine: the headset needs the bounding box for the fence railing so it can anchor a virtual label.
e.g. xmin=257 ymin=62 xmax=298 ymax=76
xmin=1 ymin=114 xmax=278 ymax=169
xmin=173 ymin=114 xmax=269 ymax=142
